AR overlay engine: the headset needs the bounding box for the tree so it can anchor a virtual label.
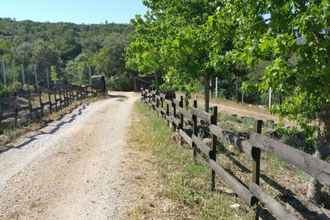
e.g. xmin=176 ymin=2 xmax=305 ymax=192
xmin=93 ymin=33 xmax=129 ymax=77
xmin=221 ymin=0 xmax=330 ymax=204
xmin=0 ymin=18 xmax=132 ymax=92
xmin=127 ymin=0 xmax=223 ymax=111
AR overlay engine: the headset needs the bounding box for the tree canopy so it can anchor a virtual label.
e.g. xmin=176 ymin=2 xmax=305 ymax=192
xmin=0 ymin=18 xmax=133 ymax=90
xmin=126 ymin=0 xmax=330 ymax=204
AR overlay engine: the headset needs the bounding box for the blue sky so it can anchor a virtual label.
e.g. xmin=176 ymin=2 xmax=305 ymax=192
xmin=0 ymin=0 xmax=147 ymax=24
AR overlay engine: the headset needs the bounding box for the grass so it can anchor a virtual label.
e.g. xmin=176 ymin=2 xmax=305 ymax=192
xmin=129 ymin=102 xmax=255 ymax=220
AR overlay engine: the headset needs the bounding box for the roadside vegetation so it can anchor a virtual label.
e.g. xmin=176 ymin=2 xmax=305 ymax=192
xmin=127 ymin=102 xmax=254 ymax=220
xmin=126 ymin=0 xmax=330 ymax=205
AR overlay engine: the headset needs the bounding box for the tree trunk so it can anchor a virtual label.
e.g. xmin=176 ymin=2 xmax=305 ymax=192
xmin=308 ymin=105 xmax=330 ymax=206
xmin=204 ymin=75 xmax=210 ymax=112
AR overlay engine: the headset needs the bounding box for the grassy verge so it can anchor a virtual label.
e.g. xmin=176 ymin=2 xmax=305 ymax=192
xmin=129 ymin=102 xmax=254 ymax=220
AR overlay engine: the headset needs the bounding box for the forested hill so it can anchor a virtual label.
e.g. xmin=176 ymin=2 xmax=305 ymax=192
xmin=0 ymin=18 xmax=133 ymax=91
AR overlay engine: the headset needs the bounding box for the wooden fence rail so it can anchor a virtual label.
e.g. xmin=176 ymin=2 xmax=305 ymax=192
xmin=141 ymin=89 xmax=330 ymax=220
xmin=0 ymin=85 xmax=97 ymax=134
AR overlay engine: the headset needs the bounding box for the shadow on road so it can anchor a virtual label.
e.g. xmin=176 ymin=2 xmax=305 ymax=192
xmin=0 ymin=104 xmax=88 ymax=154
xmin=108 ymin=94 xmax=129 ymax=99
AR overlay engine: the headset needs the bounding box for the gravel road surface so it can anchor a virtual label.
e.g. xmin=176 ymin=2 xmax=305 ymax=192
xmin=0 ymin=92 xmax=138 ymax=220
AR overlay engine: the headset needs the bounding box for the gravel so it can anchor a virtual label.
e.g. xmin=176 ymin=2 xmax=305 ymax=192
xmin=0 ymin=92 xmax=138 ymax=220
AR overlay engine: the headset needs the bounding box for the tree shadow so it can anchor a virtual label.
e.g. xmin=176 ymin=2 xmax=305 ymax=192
xmin=219 ymin=147 xmax=330 ymax=220
xmin=108 ymin=94 xmax=128 ymax=99
xmin=0 ymin=105 xmax=87 ymax=154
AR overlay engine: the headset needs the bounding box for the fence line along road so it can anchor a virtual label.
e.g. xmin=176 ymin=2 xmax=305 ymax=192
xmin=141 ymin=89 xmax=330 ymax=220
xmin=0 ymin=85 xmax=98 ymax=134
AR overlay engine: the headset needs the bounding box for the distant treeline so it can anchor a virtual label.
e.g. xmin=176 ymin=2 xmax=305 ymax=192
xmin=0 ymin=18 xmax=135 ymax=94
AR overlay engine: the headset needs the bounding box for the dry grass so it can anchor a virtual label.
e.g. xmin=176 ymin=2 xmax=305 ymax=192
xmin=126 ymin=102 xmax=255 ymax=220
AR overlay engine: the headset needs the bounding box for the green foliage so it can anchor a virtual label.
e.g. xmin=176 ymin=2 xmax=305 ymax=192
xmin=127 ymin=0 xmax=330 ymax=126
xmin=0 ymin=84 xmax=10 ymax=97
xmin=0 ymin=18 xmax=133 ymax=91
xmin=126 ymin=1 xmax=226 ymax=93
xmin=50 ymin=66 xmax=58 ymax=82
xmin=273 ymin=125 xmax=317 ymax=154
xmin=108 ymin=72 xmax=134 ymax=91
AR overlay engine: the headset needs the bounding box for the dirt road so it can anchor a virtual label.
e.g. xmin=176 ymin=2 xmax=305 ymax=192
xmin=0 ymin=92 xmax=138 ymax=220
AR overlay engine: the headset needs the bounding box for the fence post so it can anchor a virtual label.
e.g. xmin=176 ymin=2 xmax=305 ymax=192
xmin=54 ymin=90 xmax=58 ymax=112
xmin=156 ymin=95 xmax=159 ymax=106
xmin=67 ymin=88 xmax=71 ymax=104
xmin=160 ymin=96 xmax=164 ymax=118
xmin=78 ymin=88 xmax=81 ymax=100
xmin=63 ymin=88 xmax=67 ymax=106
xmin=166 ymin=102 xmax=170 ymax=126
xmin=252 ymin=120 xmax=263 ymax=219
xmin=39 ymin=90 xmax=44 ymax=118
xmin=210 ymin=106 xmax=218 ymax=191
xmin=28 ymin=90 xmax=33 ymax=121
xmin=48 ymin=91 xmax=52 ymax=114
xmin=192 ymin=99 xmax=198 ymax=163
xmin=156 ymin=95 xmax=160 ymax=116
xmin=0 ymin=102 xmax=3 ymax=135
xmin=172 ymin=101 xmax=177 ymax=131
xmin=60 ymin=89 xmax=64 ymax=110
xmin=142 ymin=89 xmax=146 ymax=102
xmin=14 ymin=93 xmax=18 ymax=128
xmin=185 ymin=94 xmax=189 ymax=110
xmin=66 ymin=88 xmax=70 ymax=105
xmin=70 ymin=89 xmax=74 ymax=103
xmin=152 ymin=92 xmax=156 ymax=111
xmin=179 ymin=96 xmax=184 ymax=144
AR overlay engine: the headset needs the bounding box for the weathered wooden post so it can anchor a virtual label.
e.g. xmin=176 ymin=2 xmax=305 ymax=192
xmin=64 ymin=88 xmax=68 ymax=106
xmin=14 ymin=93 xmax=18 ymax=128
xmin=192 ymin=99 xmax=198 ymax=163
xmin=28 ymin=90 xmax=33 ymax=121
xmin=60 ymin=89 xmax=64 ymax=110
xmin=39 ymin=90 xmax=44 ymax=118
xmin=63 ymin=88 xmax=66 ymax=107
xmin=210 ymin=106 xmax=218 ymax=191
xmin=172 ymin=101 xmax=177 ymax=131
xmin=156 ymin=95 xmax=160 ymax=116
xmin=166 ymin=102 xmax=170 ymax=126
xmin=77 ymin=87 xmax=81 ymax=100
xmin=66 ymin=88 xmax=69 ymax=105
xmin=48 ymin=91 xmax=52 ymax=114
xmin=185 ymin=94 xmax=189 ymax=110
xmin=54 ymin=90 xmax=58 ymax=112
xmin=142 ymin=89 xmax=146 ymax=102
xmin=70 ymin=89 xmax=73 ymax=103
xmin=161 ymin=96 xmax=164 ymax=118
xmin=179 ymin=96 xmax=184 ymax=144
xmin=252 ymin=120 xmax=263 ymax=219
xmin=152 ymin=92 xmax=156 ymax=111
xmin=0 ymin=101 xmax=3 ymax=134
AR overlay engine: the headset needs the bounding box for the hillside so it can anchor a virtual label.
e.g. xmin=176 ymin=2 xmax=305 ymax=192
xmin=0 ymin=18 xmax=133 ymax=91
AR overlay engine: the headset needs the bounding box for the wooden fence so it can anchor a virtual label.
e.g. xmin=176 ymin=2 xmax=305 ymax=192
xmin=141 ymin=89 xmax=330 ymax=220
xmin=0 ymin=85 xmax=97 ymax=133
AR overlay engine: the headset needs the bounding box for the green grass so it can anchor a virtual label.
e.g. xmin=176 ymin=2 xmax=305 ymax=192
xmin=132 ymin=102 xmax=254 ymax=220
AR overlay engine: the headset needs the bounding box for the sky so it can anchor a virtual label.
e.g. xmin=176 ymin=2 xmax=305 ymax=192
xmin=0 ymin=0 xmax=147 ymax=24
